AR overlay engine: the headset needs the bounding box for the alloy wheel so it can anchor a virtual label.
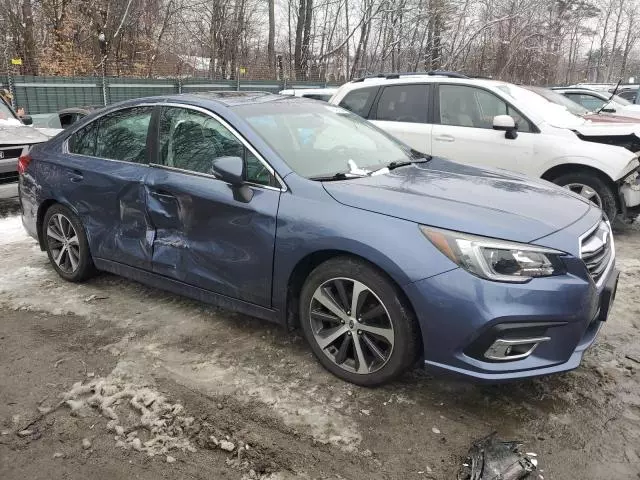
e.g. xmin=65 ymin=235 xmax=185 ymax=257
xmin=46 ymin=213 xmax=81 ymax=274
xmin=309 ymin=278 xmax=394 ymax=375
xmin=564 ymin=183 xmax=603 ymax=208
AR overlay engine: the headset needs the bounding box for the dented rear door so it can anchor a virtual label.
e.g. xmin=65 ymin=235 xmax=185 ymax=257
xmin=59 ymin=106 xmax=155 ymax=270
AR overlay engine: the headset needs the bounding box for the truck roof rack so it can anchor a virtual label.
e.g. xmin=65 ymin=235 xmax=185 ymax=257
xmin=352 ymin=70 xmax=469 ymax=82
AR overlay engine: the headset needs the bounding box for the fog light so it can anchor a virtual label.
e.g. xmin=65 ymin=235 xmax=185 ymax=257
xmin=484 ymin=337 xmax=550 ymax=361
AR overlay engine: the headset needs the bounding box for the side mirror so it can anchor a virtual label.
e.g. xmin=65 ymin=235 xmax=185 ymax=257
xmin=602 ymin=107 xmax=616 ymax=113
xmin=493 ymin=115 xmax=518 ymax=139
xmin=20 ymin=114 xmax=33 ymax=125
xmin=211 ymin=156 xmax=244 ymax=185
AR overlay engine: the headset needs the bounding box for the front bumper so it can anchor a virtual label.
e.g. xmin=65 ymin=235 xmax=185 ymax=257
xmin=405 ymin=262 xmax=618 ymax=382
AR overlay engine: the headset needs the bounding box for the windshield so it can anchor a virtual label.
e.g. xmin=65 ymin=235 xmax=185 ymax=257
xmin=524 ymin=86 xmax=589 ymax=115
xmin=236 ymin=100 xmax=419 ymax=179
xmin=496 ymin=83 xmax=585 ymax=128
xmin=609 ymin=93 xmax=632 ymax=106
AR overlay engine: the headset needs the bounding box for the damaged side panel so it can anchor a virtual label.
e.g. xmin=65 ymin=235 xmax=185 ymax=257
xmin=38 ymin=154 xmax=154 ymax=270
xmin=144 ymin=167 xmax=280 ymax=308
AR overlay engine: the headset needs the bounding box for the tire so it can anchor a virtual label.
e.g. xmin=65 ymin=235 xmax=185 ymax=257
xmin=42 ymin=204 xmax=96 ymax=282
xmin=299 ymin=256 xmax=420 ymax=386
xmin=551 ymin=172 xmax=618 ymax=221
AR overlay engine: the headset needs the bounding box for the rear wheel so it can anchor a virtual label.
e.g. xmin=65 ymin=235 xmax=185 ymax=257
xmin=551 ymin=172 xmax=618 ymax=221
xmin=299 ymin=257 xmax=420 ymax=386
xmin=43 ymin=204 xmax=96 ymax=282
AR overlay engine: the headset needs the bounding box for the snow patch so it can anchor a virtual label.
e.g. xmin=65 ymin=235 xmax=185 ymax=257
xmin=57 ymin=377 xmax=197 ymax=456
xmin=0 ymin=215 xmax=28 ymax=246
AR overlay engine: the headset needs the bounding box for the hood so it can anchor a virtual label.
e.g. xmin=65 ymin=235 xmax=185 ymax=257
xmin=583 ymin=113 xmax=640 ymax=123
xmin=322 ymin=158 xmax=591 ymax=244
xmin=0 ymin=123 xmax=51 ymax=145
xmin=618 ymin=105 xmax=640 ymax=119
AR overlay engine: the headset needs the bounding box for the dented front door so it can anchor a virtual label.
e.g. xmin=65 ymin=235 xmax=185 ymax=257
xmin=143 ymin=105 xmax=281 ymax=307
xmin=144 ymin=169 xmax=280 ymax=307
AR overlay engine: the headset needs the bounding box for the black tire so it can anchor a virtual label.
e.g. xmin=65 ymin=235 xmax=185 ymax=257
xmin=299 ymin=256 xmax=420 ymax=386
xmin=551 ymin=172 xmax=618 ymax=221
xmin=42 ymin=204 xmax=96 ymax=282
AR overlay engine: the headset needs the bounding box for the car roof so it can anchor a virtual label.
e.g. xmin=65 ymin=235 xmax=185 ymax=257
xmin=552 ymin=87 xmax=607 ymax=97
xmin=102 ymin=91 xmax=316 ymax=112
xmin=337 ymin=74 xmax=510 ymax=92
xmin=280 ymin=88 xmax=338 ymax=95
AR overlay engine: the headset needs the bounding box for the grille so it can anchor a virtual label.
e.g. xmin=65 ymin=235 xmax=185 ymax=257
xmin=580 ymin=220 xmax=613 ymax=284
xmin=0 ymin=146 xmax=25 ymax=160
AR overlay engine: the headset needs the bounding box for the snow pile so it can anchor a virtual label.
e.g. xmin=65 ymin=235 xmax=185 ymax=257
xmin=60 ymin=378 xmax=197 ymax=456
xmin=0 ymin=216 xmax=28 ymax=246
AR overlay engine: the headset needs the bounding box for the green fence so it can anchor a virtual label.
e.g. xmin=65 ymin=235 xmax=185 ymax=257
xmin=1 ymin=75 xmax=338 ymax=115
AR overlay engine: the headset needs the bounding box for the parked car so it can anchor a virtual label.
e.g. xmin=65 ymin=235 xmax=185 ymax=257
xmin=568 ymin=83 xmax=616 ymax=92
xmin=58 ymin=106 xmax=100 ymax=128
xmin=524 ymin=85 xmax=640 ymax=123
xmin=552 ymin=87 xmax=640 ymax=119
xmin=330 ymin=73 xmax=640 ymax=221
xmin=614 ymin=86 xmax=638 ymax=103
xmin=0 ymin=96 xmax=60 ymax=198
xmin=279 ymin=88 xmax=338 ymax=102
xmin=20 ymin=92 xmax=618 ymax=385
xmin=31 ymin=106 xmax=101 ymax=130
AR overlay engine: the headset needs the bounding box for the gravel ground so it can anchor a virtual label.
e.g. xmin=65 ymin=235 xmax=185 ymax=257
xmin=1 ymin=196 xmax=640 ymax=479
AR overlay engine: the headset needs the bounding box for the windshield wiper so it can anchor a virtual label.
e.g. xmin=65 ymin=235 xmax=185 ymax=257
xmin=595 ymin=79 xmax=622 ymax=114
xmin=370 ymin=156 xmax=432 ymax=176
xmin=309 ymin=172 xmax=368 ymax=181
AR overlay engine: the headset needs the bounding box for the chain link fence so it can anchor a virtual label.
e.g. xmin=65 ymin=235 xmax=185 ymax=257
xmin=1 ymin=74 xmax=339 ymax=116
xmin=1 ymin=58 xmax=342 ymax=115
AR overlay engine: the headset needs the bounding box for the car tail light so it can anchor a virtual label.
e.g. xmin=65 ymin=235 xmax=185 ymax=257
xmin=17 ymin=153 xmax=32 ymax=175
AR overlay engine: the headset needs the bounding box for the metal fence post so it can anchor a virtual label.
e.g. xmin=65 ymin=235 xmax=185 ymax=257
xmin=236 ymin=66 xmax=240 ymax=91
xmin=2 ymin=37 xmax=16 ymax=109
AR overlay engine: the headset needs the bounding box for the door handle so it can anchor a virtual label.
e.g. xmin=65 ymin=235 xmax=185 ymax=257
xmin=434 ymin=135 xmax=455 ymax=142
xmin=68 ymin=169 xmax=83 ymax=183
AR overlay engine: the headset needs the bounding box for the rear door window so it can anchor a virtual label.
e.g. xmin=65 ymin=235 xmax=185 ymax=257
xmin=69 ymin=107 xmax=152 ymax=162
xmin=95 ymin=107 xmax=153 ymax=163
xmin=338 ymin=87 xmax=379 ymax=118
xmin=373 ymin=85 xmax=429 ymax=123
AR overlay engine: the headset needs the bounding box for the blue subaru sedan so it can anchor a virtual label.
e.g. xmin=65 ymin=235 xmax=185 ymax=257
xmin=18 ymin=92 xmax=618 ymax=386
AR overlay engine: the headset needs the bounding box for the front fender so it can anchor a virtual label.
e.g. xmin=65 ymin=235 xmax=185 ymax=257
xmin=536 ymin=154 xmax=637 ymax=182
xmin=271 ymin=187 xmax=457 ymax=319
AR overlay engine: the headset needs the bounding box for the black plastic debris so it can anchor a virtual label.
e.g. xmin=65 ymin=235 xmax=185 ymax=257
xmin=457 ymin=432 xmax=537 ymax=480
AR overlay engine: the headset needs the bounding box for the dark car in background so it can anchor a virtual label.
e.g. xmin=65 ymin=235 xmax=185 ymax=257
xmin=19 ymin=92 xmax=618 ymax=385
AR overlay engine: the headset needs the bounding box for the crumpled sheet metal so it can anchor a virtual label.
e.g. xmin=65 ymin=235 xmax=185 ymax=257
xmin=458 ymin=432 xmax=537 ymax=480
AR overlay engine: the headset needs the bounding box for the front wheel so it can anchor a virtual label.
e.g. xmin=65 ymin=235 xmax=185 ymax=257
xmin=299 ymin=257 xmax=420 ymax=386
xmin=551 ymin=172 xmax=618 ymax=221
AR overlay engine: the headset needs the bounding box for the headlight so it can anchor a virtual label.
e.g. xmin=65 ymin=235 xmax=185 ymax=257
xmin=420 ymin=226 xmax=566 ymax=283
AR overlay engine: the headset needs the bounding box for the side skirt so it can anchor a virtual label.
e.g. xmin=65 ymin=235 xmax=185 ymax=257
xmin=93 ymin=258 xmax=283 ymax=325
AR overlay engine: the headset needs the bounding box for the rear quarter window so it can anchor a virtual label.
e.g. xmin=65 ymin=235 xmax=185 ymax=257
xmin=338 ymin=87 xmax=379 ymax=118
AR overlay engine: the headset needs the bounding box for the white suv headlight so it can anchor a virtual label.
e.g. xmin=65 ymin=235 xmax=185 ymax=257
xmin=420 ymin=226 xmax=567 ymax=283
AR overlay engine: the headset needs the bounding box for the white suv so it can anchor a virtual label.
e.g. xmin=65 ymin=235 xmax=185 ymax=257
xmin=330 ymin=73 xmax=640 ymax=221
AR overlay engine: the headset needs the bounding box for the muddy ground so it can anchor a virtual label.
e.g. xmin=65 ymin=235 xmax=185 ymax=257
xmin=1 ymin=196 xmax=639 ymax=480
